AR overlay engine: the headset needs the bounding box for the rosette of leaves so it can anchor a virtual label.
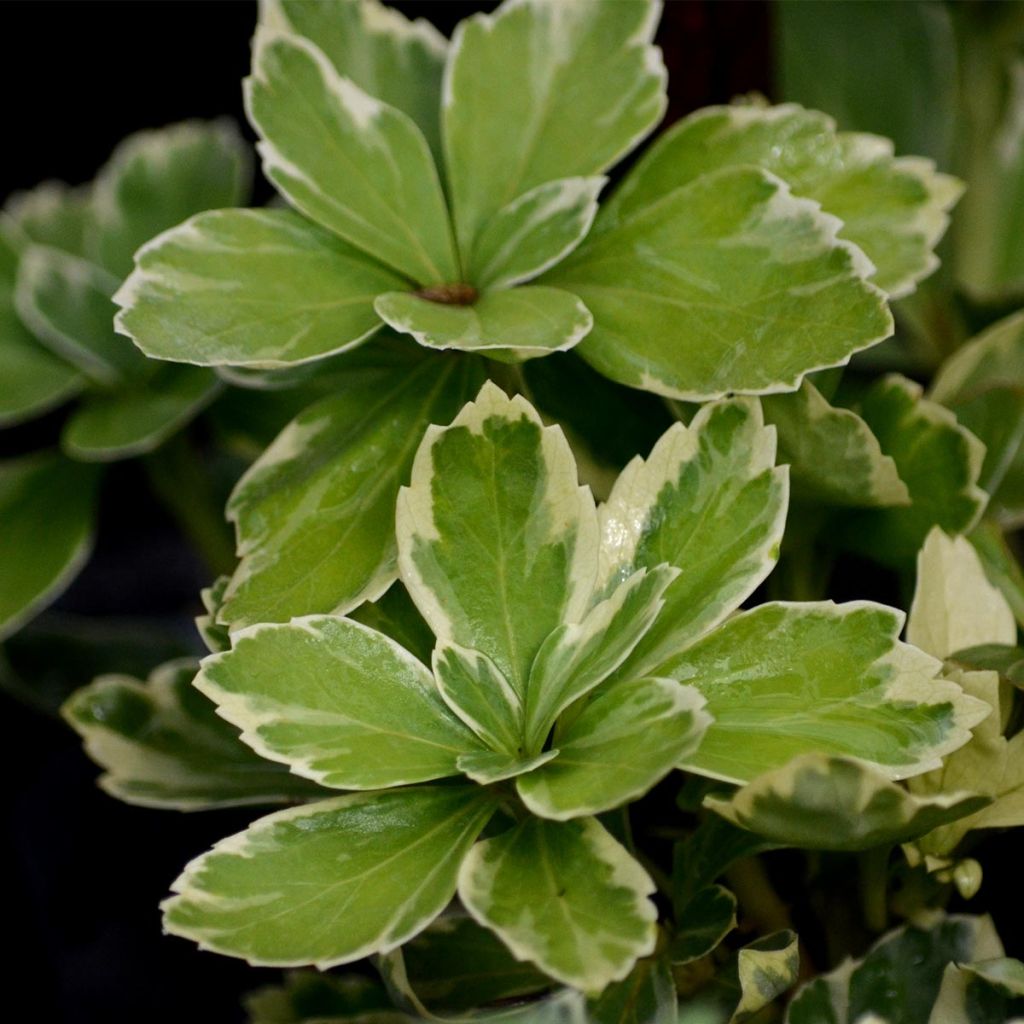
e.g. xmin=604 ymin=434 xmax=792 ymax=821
xmin=787 ymin=913 xmax=1024 ymax=1024
xmin=147 ymin=383 xmax=986 ymax=995
xmin=112 ymin=0 xmax=960 ymax=631
xmin=0 ymin=120 xmax=251 ymax=639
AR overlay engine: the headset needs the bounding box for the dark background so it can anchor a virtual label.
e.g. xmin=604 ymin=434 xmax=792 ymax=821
xmin=5 ymin=2 xmax=927 ymax=1022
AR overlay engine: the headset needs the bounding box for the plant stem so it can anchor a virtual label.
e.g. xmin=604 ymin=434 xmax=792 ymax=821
xmin=143 ymin=432 xmax=236 ymax=579
xmin=859 ymin=845 xmax=891 ymax=933
xmin=725 ymin=856 xmax=793 ymax=937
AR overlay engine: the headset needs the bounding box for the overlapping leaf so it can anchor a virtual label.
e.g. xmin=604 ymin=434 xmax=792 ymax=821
xmin=458 ymin=816 xmax=657 ymax=993
xmin=658 ymin=600 xmax=987 ymax=784
xmin=599 ymin=102 xmax=960 ymax=298
xmin=0 ymin=453 xmax=99 ymax=640
xmin=397 ymin=381 xmax=599 ymax=694
xmin=115 ymin=209 xmax=404 ymax=367
xmin=442 ymin=0 xmax=665 ymax=253
xmin=196 ymin=615 xmax=485 ymax=789
xmin=547 ymin=164 xmax=892 ymax=400
xmin=164 ymin=785 xmax=497 ymax=968
xmin=63 ymin=659 xmax=324 ymax=809
xmin=221 ymin=346 xmax=482 ymax=627
xmin=704 ymin=753 xmax=989 ymax=851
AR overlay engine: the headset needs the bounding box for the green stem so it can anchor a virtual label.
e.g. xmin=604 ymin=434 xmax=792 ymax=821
xmin=859 ymin=845 xmax=891 ymax=934
xmin=143 ymin=432 xmax=236 ymax=579
xmin=725 ymin=857 xmax=793 ymax=937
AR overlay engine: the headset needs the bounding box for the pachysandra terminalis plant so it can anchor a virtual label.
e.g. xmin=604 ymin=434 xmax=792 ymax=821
xmin=14 ymin=0 xmax=1022 ymax=1017
xmin=70 ymin=383 xmax=987 ymax=993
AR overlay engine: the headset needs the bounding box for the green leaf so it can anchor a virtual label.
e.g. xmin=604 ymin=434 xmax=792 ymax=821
xmin=245 ymin=969 xmax=399 ymax=1024
xmin=196 ymin=615 xmax=484 ymax=790
xmin=0 ymin=224 xmax=83 ymax=425
xmin=456 ymin=749 xmax=558 ymax=786
xmin=597 ymin=399 xmax=787 ymax=680
xmin=601 ymin=102 xmax=961 ymax=298
xmin=470 ymin=177 xmax=605 ymax=290
xmin=16 ymin=245 xmax=144 ymax=384
xmin=114 ymin=208 xmax=403 ymax=368
xmin=261 ymin=0 xmax=448 ymax=165
xmin=546 ymin=164 xmax=892 ymax=400
xmin=164 ymin=785 xmax=497 ymax=967
xmin=3 ymin=180 xmax=94 ymax=256
xmin=374 ymin=287 xmax=592 ymax=360
xmin=659 ymin=601 xmax=988 ymax=784
xmin=588 ymin=955 xmax=677 ymax=1024
xmin=775 ymin=0 xmax=957 ymax=166
xmin=840 ymin=375 xmax=988 ymax=567
xmin=398 ymin=914 xmax=551 ymax=1013
xmin=397 ymin=382 xmax=599 ymax=695
xmin=349 ymin=581 xmax=435 ymax=667
xmin=222 ymin=351 xmax=482 ymax=627
xmin=458 ymin=816 xmax=657 ymax=993
xmin=0 ymin=453 xmax=99 ymax=640
xmin=704 ymin=753 xmax=990 ymax=851
xmin=524 ymin=565 xmax=678 ymax=755
xmin=669 ymin=885 xmax=737 ymax=966
xmin=197 ymin=575 xmax=232 ymax=654
xmin=247 ymin=29 xmax=457 ymax=284
xmin=62 ymin=658 xmax=324 ymax=810
xmin=907 ymin=528 xmax=1017 ymax=662
xmin=61 ymin=364 xmax=221 ymax=462
xmin=716 ymin=931 xmax=800 ymax=1024
xmin=787 ymin=914 xmax=1003 ymax=1024
xmin=930 ymin=958 xmax=1024 ymax=1024
xmin=517 ymin=677 xmax=709 ymax=820
xmin=443 ymin=0 xmax=665 ymax=253
xmin=932 ymin=309 xmax=1024 ymax=526
xmin=969 ymin=520 xmax=1024 ymax=629
xmin=90 ymin=119 xmax=253 ymax=278
xmin=953 ymin=22 xmax=1024 ymax=302
xmin=950 ymin=645 xmax=1024 ymax=689
xmin=433 ymin=644 xmax=523 ymax=757
xmin=762 ymin=379 xmax=909 ymax=507
xmin=672 ymin=815 xmax=776 ymax=916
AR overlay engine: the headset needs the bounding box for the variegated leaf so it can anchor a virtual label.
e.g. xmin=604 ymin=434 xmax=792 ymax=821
xmin=705 ymin=753 xmax=989 ymax=851
xmin=762 ymin=379 xmax=909 ymax=508
xmin=374 ymin=286 xmax=592 ymax=360
xmin=458 ymin=815 xmax=657 ymax=993
xmin=61 ymin=364 xmax=221 ymax=462
xmin=196 ymin=615 xmax=484 ymax=790
xmin=221 ymin=349 xmax=482 ymax=628
xmin=259 ymin=0 xmax=448 ymax=163
xmin=524 ymin=565 xmax=678 ymax=755
xmin=517 ymin=677 xmax=709 ymax=820
xmin=841 ymin=375 xmax=988 ymax=566
xmin=397 ymin=382 xmax=599 ymax=695
xmin=443 ymin=0 xmax=665 ymax=253
xmin=247 ymin=29 xmax=457 ymax=284
xmin=597 ymin=399 xmax=787 ymax=680
xmin=17 ymin=244 xmax=145 ymax=384
xmin=114 ymin=208 xmax=403 ymax=368
xmin=164 ymin=785 xmax=497 ymax=967
xmin=600 ymin=102 xmax=960 ymax=298
xmin=546 ymin=165 xmax=892 ymax=401
xmin=89 ymin=119 xmax=252 ymax=278
xmin=0 ymin=453 xmax=99 ymax=640
xmin=62 ymin=658 xmax=324 ymax=810
xmin=470 ymin=177 xmax=605 ymax=290
xmin=659 ymin=601 xmax=988 ymax=784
